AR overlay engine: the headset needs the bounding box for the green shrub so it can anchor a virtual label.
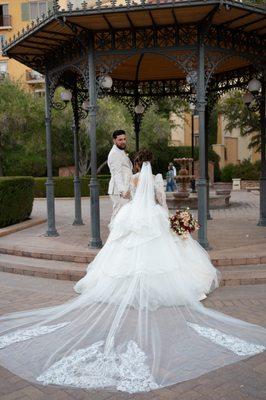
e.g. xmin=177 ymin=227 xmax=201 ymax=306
xmin=221 ymin=160 xmax=260 ymax=182
xmin=0 ymin=177 xmax=34 ymax=228
xmin=220 ymin=164 xmax=236 ymax=182
xmin=34 ymin=176 xmax=110 ymax=198
xmin=4 ymin=152 xmax=46 ymax=177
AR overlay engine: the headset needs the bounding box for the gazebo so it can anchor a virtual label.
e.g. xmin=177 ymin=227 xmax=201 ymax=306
xmin=2 ymin=0 xmax=265 ymax=249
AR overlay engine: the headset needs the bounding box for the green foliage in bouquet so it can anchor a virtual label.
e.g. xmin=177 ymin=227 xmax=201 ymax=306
xmin=0 ymin=177 xmax=34 ymax=228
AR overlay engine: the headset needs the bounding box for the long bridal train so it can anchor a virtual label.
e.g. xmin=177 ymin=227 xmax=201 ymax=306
xmin=0 ymin=163 xmax=265 ymax=393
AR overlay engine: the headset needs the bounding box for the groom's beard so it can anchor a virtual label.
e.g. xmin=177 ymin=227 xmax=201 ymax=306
xmin=116 ymin=144 xmax=126 ymax=150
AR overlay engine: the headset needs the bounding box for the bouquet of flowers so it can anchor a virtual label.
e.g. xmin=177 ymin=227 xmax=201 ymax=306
xmin=169 ymin=208 xmax=200 ymax=239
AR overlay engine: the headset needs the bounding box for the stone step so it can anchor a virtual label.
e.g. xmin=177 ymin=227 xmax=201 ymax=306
xmin=0 ymin=245 xmax=265 ymax=267
xmin=0 ymin=254 xmax=86 ymax=281
xmin=0 ymin=245 xmax=96 ymax=264
xmin=219 ymin=265 xmax=266 ymax=286
xmin=0 ymin=254 xmax=266 ymax=286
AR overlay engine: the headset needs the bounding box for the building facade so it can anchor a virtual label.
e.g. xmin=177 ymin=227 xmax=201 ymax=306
xmin=0 ymin=0 xmax=53 ymax=92
xmin=170 ymin=111 xmax=260 ymax=168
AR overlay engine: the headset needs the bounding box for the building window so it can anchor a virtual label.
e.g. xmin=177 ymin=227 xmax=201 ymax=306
xmin=0 ymin=35 xmax=6 ymax=52
xmin=0 ymin=4 xmax=11 ymax=27
xmin=34 ymin=89 xmax=45 ymax=97
xmin=0 ymin=61 xmax=8 ymax=79
xmin=21 ymin=1 xmax=47 ymax=21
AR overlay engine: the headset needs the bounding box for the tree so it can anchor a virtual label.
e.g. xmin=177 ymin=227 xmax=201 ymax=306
xmin=0 ymin=78 xmax=46 ymax=176
xmin=217 ymin=90 xmax=261 ymax=151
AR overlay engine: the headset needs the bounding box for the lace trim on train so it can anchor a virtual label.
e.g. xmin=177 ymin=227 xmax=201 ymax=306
xmin=37 ymin=340 xmax=159 ymax=393
xmin=0 ymin=323 xmax=69 ymax=349
xmin=188 ymin=322 xmax=265 ymax=356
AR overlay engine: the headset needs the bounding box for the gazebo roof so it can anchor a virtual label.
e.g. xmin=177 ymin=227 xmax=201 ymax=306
xmin=2 ymin=0 xmax=266 ymax=81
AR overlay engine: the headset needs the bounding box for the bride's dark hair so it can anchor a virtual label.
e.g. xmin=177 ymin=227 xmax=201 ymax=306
xmin=133 ymin=149 xmax=153 ymax=171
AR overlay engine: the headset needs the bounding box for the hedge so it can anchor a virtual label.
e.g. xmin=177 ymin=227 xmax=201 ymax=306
xmin=0 ymin=177 xmax=34 ymax=228
xmin=34 ymin=176 xmax=111 ymax=198
xmin=221 ymin=160 xmax=260 ymax=182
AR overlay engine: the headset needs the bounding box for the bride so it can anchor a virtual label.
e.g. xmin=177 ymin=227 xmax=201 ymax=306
xmin=0 ymin=149 xmax=265 ymax=394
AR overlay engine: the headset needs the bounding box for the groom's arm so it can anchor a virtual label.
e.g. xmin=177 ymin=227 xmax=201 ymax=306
xmin=108 ymin=154 xmax=126 ymax=195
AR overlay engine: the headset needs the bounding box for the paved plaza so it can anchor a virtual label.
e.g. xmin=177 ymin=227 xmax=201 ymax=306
xmin=0 ymin=190 xmax=265 ymax=260
xmin=0 ymin=272 xmax=265 ymax=400
xmin=0 ymin=190 xmax=265 ymax=399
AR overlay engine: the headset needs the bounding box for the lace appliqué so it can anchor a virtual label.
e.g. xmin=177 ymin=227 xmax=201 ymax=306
xmin=188 ymin=322 xmax=265 ymax=356
xmin=37 ymin=340 xmax=159 ymax=393
xmin=0 ymin=323 xmax=69 ymax=349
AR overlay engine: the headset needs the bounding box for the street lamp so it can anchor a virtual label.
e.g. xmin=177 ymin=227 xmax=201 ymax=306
xmin=134 ymin=103 xmax=145 ymax=151
xmin=189 ymin=101 xmax=197 ymax=193
xmin=248 ymin=78 xmax=262 ymax=95
xmin=99 ymin=74 xmax=113 ymax=89
xmin=60 ymin=89 xmax=72 ymax=103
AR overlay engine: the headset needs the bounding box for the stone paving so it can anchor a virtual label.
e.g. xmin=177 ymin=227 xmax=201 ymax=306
xmin=0 ymin=272 xmax=265 ymax=400
xmin=0 ymin=190 xmax=265 ymax=262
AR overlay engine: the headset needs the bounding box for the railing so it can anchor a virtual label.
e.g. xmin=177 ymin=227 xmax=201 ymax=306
xmin=26 ymin=69 xmax=44 ymax=82
xmin=0 ymin=15 xmax=12 ymax=28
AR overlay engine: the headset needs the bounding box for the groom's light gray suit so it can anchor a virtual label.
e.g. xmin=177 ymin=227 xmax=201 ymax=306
xmin=107 ymin=144 xmax=133 ymax=221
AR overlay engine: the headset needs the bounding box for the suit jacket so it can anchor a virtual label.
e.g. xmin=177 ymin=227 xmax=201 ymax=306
xmin=107 ymin=145 xmax=133 ymax=195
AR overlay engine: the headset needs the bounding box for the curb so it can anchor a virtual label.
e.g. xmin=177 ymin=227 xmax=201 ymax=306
xmin=0 ymin=218 xmax=47 ymax=238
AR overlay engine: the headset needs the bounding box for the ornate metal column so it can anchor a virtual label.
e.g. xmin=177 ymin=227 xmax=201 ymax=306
xmin=72 ymin=84 xmax=84 ymax=226
xmin=134 ymin=101 xmax=140 ymax=151
xmin=197 ymin=30 xmax=209 ymax=249
xmin=44 ymin=74 xmax=58 ymax=237
xmin=88 ymin=32 xmax=102 ymax=248
xmin=205 ymin=102 xmax=212 ymax=220
xmin=258 ymin=70 xmax=266 ymax=226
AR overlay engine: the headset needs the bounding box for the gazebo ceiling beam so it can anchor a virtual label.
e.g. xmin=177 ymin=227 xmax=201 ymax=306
xmin=11 ymin=52 xmax=45 ymax=56
xmin=148 ymin=11 xmax=157 ymax=29
xmin=171 ymin=9 xmax=179 ymax=26
xmin=135 ymin=53 xmax=144 ymax=82
xmin=200 ymin=4 xmax=220 ymax=28
xmin=219 ymin=11 xmax=253 ymax=28
xmin=125 ymin=13 xmax=135 ymax=30
xmin=25 ymin=39 xmax=59 ymax=50
xmin=42 ymin=29 xmax=75 ymax=38
xmin=103 ymin=14 xmax=114 ymax=30
xmin=254 ymin=26 xmax=266 ymax=34
xmin=57 ymin=18 xmax=88 ymax=35
xmin=238 ymin=16 xmax=266 ymax=31
xmin=34 ymin=34 xmax=70 ymax=44
xmin=14 ymin=43 xmax=46 ymax=52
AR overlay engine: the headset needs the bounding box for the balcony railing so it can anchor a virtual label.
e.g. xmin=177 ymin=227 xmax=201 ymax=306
xmin=26 ymin=70 xmax=44 ymax=83
xmin=0 ymin=15 xmax=12 ymax=28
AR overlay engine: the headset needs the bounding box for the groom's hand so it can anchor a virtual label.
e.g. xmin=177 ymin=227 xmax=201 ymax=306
xmin=121 ymin=191 xmax=130 ymax=199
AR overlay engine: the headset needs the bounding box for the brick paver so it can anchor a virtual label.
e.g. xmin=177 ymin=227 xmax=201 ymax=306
xmin=0 ymin=272 xmax=265 ymax=400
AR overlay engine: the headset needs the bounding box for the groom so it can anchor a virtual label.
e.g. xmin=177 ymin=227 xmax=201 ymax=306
xmin=107 ymin=130 xmax=133 ymax=221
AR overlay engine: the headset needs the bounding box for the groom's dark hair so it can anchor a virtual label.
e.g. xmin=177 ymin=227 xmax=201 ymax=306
xmin=113 ymin=129 xmax=126 ymax=139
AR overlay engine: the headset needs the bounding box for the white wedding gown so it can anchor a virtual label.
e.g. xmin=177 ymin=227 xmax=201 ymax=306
xmin=0 ymin=162 xmax=265 ymax=394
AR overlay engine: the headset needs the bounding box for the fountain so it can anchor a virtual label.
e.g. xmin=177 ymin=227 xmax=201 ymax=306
xmin=173 ymin=158 xmax=194 ymax=199
xmin=166 ymin=157 xmax=231 ymax=210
